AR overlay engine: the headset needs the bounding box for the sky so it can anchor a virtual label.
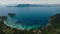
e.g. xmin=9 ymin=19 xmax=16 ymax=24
xmin=0 ymin=0 xmax=60 ymax=5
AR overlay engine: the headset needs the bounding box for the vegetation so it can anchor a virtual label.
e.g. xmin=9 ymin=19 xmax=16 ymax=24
xmin=7 ymin=4 xmax=49 ymax=7
xmin=0 ymin=14 xmax=60 ymax=34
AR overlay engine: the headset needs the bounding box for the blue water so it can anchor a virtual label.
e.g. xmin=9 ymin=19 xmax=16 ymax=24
xmin=0 ymin=7 xmax=60 ymax=30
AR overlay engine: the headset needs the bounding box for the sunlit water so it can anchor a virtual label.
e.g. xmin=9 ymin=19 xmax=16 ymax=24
xmin=0 ymin=7 xmax=60 ymax=30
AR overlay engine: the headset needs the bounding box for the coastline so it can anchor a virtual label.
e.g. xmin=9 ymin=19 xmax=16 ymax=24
xmin=1 ymin=13 xmax=60 ymax=34
xmin=4 ymin=20 xmax=42 ymax=30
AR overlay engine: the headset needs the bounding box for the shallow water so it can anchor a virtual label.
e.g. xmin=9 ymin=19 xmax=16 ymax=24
xmin=0 ymin=7 xmax=60 ymax=30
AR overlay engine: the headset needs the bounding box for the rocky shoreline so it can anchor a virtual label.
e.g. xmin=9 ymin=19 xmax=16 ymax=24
xmin=0 ymin=14 xmax=60 ymax=34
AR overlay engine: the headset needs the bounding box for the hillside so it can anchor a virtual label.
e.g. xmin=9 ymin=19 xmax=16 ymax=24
xmin=6 ymin=4 xmax=60 ymax=7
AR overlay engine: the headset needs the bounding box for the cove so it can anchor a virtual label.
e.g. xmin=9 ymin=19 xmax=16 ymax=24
xmin=0 ymin=7 xmax=60 ymax=30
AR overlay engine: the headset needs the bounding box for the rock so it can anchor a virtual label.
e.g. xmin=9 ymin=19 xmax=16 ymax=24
xmin=0 ymin=16 xmax=7 ymax=21
xmin=49 ymin=13 xmax=60 ymax=27
xmin=8 ymin=13 xmax=16 ymax=17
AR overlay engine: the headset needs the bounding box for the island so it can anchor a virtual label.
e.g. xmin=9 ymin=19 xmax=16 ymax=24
xmin=6 ymin=4 xmax=60 ymax=7
xmin=7 ymin=4 xmax=51 ymax=7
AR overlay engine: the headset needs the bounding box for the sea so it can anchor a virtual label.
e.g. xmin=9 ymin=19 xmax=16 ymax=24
xmin=0 ymin=6 xmax=60 ymax=30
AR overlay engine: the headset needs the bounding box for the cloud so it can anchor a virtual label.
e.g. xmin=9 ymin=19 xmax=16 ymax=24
xmin=0 ymin=0 xmax=60 ymax=5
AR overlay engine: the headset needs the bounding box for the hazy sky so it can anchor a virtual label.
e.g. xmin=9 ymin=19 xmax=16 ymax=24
xmin=0 ymin=0 xmax=60 ymax=5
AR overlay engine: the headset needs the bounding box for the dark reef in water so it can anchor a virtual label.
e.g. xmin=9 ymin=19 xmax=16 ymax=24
xmin=8 ymin=13 xmax=16 ymax=17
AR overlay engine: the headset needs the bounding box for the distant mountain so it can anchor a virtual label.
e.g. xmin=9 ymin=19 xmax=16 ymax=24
xmin=7 ymin=4 xmax=60 ymax=7
xmin=14 ymin=4 xmax=48 ymax=7
xmin=7 ymin=4 xmax=50 ymax=7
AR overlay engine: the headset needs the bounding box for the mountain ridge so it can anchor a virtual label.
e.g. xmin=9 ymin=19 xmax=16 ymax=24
xmin=6 ymin=4 xmax=60 ymax=7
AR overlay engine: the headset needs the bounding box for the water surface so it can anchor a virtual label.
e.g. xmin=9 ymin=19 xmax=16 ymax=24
xmin=0 ymin=7 xmax=60 ymax=30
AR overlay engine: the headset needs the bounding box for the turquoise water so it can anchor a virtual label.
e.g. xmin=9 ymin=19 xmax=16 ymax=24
xmin=0 ymin=7 xmax=60 ymax=30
